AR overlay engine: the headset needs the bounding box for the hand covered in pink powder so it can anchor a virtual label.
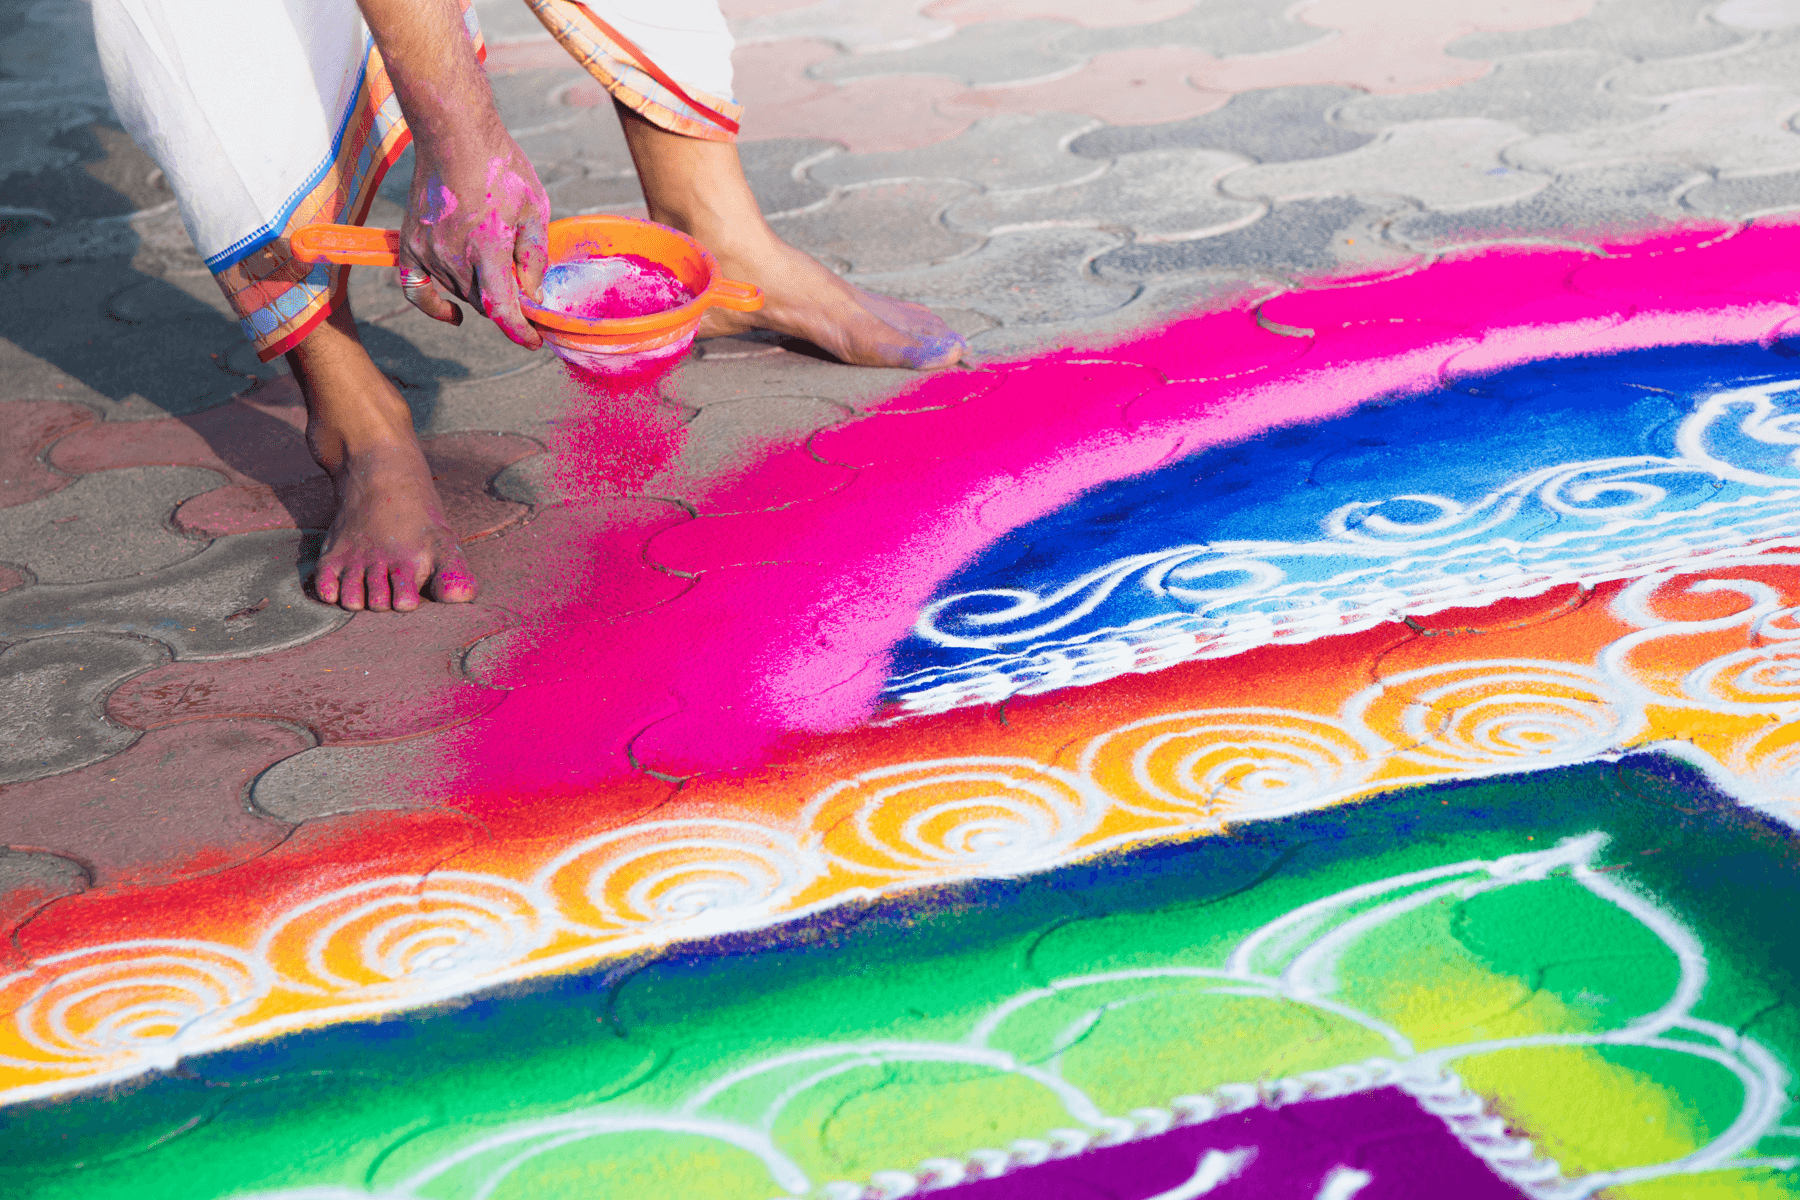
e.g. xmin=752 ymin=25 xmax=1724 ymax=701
xmin=358 ymin=0 xmax=551 ymax=349
xmin=400 ymin=126 xmax=550 ymax=349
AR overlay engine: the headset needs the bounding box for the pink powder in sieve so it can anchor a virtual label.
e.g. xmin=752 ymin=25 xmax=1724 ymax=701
xmin=539 ymin=253 xmax=693 ymax=319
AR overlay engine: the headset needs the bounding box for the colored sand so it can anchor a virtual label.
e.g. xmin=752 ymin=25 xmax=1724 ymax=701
xmin=539 ymin=253 xmax=693 ymax=320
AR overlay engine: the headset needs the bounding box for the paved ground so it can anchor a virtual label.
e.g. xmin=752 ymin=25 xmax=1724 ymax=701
xmin=7 ymin=0 xmax=1800 ymax=996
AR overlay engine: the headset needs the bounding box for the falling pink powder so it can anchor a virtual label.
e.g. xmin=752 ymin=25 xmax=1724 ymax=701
xmin=548 ymin=368 xmax=688 ymax=498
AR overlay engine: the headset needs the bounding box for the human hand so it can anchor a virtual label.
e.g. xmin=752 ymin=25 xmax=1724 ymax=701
xmin=397 ymin=121 xmax=551 ymax=349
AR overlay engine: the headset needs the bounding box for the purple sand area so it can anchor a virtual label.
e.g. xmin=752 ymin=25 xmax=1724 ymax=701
xmin=942 ymin=1088 xmax=1526 ymax=1199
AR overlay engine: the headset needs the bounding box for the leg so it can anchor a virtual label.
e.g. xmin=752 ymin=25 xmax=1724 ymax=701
xmin=285 ymin=298 xmax=476 ymax=612
xmin=617 ymin=105 xmax=966 ymax=370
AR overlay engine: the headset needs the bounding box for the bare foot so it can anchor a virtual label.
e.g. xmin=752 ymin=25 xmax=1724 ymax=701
xmin=286 ymin=304 xmax=475 ymax=612
xmin=617 ymin=105 xmax=966 ymax=370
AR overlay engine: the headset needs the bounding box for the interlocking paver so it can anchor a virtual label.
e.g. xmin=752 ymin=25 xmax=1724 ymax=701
xmin=0 ymin=398 xmax=93 ymax=508
xmin=1222 ymin=119 xmax=1547 ymax=211
xmin=809 ymin=18 xmax=1086 ymax=86
xmin=946 ymin=148 xmax=1259 ymax=240
xmin=771 ymin=179 xmax=980 ymax=271
xmin=1391 ymin=161 xmax=1710 ymax=249
xmin=731 ymin=0 xmax=956 ymax=53
xmin=660 ymin=346 xmax=932 ymax=408
xmin=1683 ymin=169 xmax=1800 ymax=219
xmin=1336 ymin=50 xmax=1652 ymax=135
xmin=1509 ymin=87 xmax=1800 ymax=176
xmin=852 ymin=227 xmax=1136 ymax=325
xmin=0 ymin=634 xmax=167 ymax=783
xmin=0 ymin=529 xmax=347 ymax=658
xmin=1449 ymin=0 xmax=1749 ymax=60
xmin=934 ymin=47 xmax=1227 ymax=127
xmin=739 ymin=136 xmax=838 ymax=214
xmin=0 ymin=466 xmax=216 ymax=583
xmin=733 ymin=41 xmax=971 ymax=150
xmin=1714 ymin=0 xmax=1800 ymax=28
xmin=0 ymin=720 xmax=303 ymax=888
xmin=927 ymin=0 xmax=1190 ymax=24
xmin=1068 ymin=84 xmax=1370 ymax=162
xmin=808 ymin=111 xmax=1102 ymax=192
xmin=642 ymin=395 xmax=854 ymax=508
xmin=107 ymin=602 xmax=509 ymax=746
xmin=1609 ymin=27 xmax=1800 ymax=96
xmin=1056 ymin=0 xmax=1327 ymax=58
xmin=0 ymin=848 xmax=84 ymax=969
xmin=1094 ymin=195 xmax=1418 ymax=280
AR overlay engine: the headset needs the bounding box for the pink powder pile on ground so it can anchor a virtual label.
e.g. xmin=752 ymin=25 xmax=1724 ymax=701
xmin=540 ymin=253 xmax=693 ymax=319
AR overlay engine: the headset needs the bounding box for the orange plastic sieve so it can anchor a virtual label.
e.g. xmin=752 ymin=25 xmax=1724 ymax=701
xmin=289 ymin=215 xmax=763 ymax=372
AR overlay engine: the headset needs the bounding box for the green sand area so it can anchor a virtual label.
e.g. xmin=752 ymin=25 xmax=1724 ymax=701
xmin=11 ymin=754 xmax=1800 ymax=1199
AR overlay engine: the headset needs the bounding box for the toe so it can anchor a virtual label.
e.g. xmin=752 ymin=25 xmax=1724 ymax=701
xmin=338 ymin=565 xmax=367 ymax=611
xmin=429 ymin=544 xmax=477 ymax=603
xmin=314 ymin=563 xmax=341 ymax=605
xmin=365 ymin=565 xmax=393 ymax=612
xmin=391 ymin=563 xmax=424 ymax=612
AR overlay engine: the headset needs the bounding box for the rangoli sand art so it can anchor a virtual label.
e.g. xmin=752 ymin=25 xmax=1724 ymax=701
xmin=12 ymin=228 xmax=1800 ymax=1198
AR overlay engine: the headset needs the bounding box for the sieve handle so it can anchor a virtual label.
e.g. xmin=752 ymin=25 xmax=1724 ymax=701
xmin=708 ymin=278 xmax=764 ymax=312
xmin=290 ymin=224 xmax=401 ymax=266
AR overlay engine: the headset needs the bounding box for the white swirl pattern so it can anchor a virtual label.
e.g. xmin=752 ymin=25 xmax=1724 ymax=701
xmin=892 ymin=381 xmax=1800 ymax=715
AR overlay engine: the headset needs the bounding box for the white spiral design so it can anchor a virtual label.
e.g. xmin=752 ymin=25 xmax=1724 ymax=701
xmin=1078 ymin=708 xmax=1386 ymax=823
xmin=1368 ymin=661 xmax=1636 ymax=770
xmin=532 ymin=819 xmax=821 ymax=939
xmin=0 ymin=940 xmax=269 ymax=1071
xmin=1685 ymin=644 xmax=1800 ymax=713
xmin=256 ymin=873 xmax=554 ymax=998
xmin=801 ymin=759 xmax=1107 ymax=877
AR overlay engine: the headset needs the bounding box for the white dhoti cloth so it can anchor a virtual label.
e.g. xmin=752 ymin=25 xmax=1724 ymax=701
xmin=91 ymin=0 xmax=738 ymax=360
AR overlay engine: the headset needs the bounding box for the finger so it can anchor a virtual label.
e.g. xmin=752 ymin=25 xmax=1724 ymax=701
xmin=338 ymin=564 xmax=367 ymax=611
xmin=391 ymin=561 xmax=423 ymax=613
xmin=473 ymin=242 xmax=542 ymax=350
xmin=514 ymin=225 xmax=549 ymax=303
xmin=364 ymin=563 xmax=393 ymax=612
xmin=399 ymin=264 xmax=464 ymax=326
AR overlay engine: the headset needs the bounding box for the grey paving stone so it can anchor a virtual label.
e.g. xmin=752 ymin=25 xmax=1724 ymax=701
xmin=1222 ymin=119 xmax=1547 ymax=212
xmin=965 ymin=274 xmax=1271 ymax=363
xmin=1056 ymin=0 xmax=1329 ymax=59
xmin=0 ymin=466 xmax=218 ymax=583
xmin=488 ymin=66 xmax=594 ymax=137
xmin=740 ymin=138 xmax=837 ymax=217
xmin=946 ymin=149 xmax=1260 ymax=241
xmin=0 ymin=0 xmax=111 ymax=114
xmin=0 ymin=846 xmax=87 ymax=912
xmin=1714 ymin=0 xmax=1800 ymax=29
xmin=543 ymin=168 xmax=645 ymax=219
xmin=809 ymin=113 xmax=1105 ymax=193
xmin=1683 ymin=168 xmax=1800 ymax=218
xmin=1509 ymin=87 xmax=1800 ymax=176
xmin=852 ymin=228 xmax=1138 ymax=326
xmin=810 ymin=20 xmax=1087 ymax=87
xmin=660 ymin=346 xmax=929 ymax=410
xmin=730 ymin=0 xmax=956 ymax=54
xmin=1448 ymin=0 xmax=1749 ymax=62
xmin=1393 ymin=162 xmax=1706 ymax=249
xmin=1069 ymin=85 xmax=1370 ymax=163
xmin=1609 ymin=27 xmax=1800 ymax=96
xmin=249 ymin=739 xmax=445 ymax=821
xmin=771 ymin=179 xmax=981 ymax=272
xmin=408 ymin=352 xmax=565 ymax=438
xmin=644 ymin=395 xmax=852 ymax=507
xmin=0 ymin=259 xmax=247 ymax=418
xmin=511 ymin=107 xmax=637 ymax=177
xmin=1094 ymin=196 xmax=1414 ymax=280
xmin=1336 ymin=52 xmax=1654 ymax=136
xmin=472 ymin=0 xmax=548 ymax=44
xmin=0 ymin=528 xmax=349 ymax=659
xmin=0 ymin=634 xmax=166 ymax=783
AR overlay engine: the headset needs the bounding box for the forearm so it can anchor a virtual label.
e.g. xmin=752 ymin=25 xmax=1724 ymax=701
xmin=357 ymin=0 xmax=502 ymax=147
